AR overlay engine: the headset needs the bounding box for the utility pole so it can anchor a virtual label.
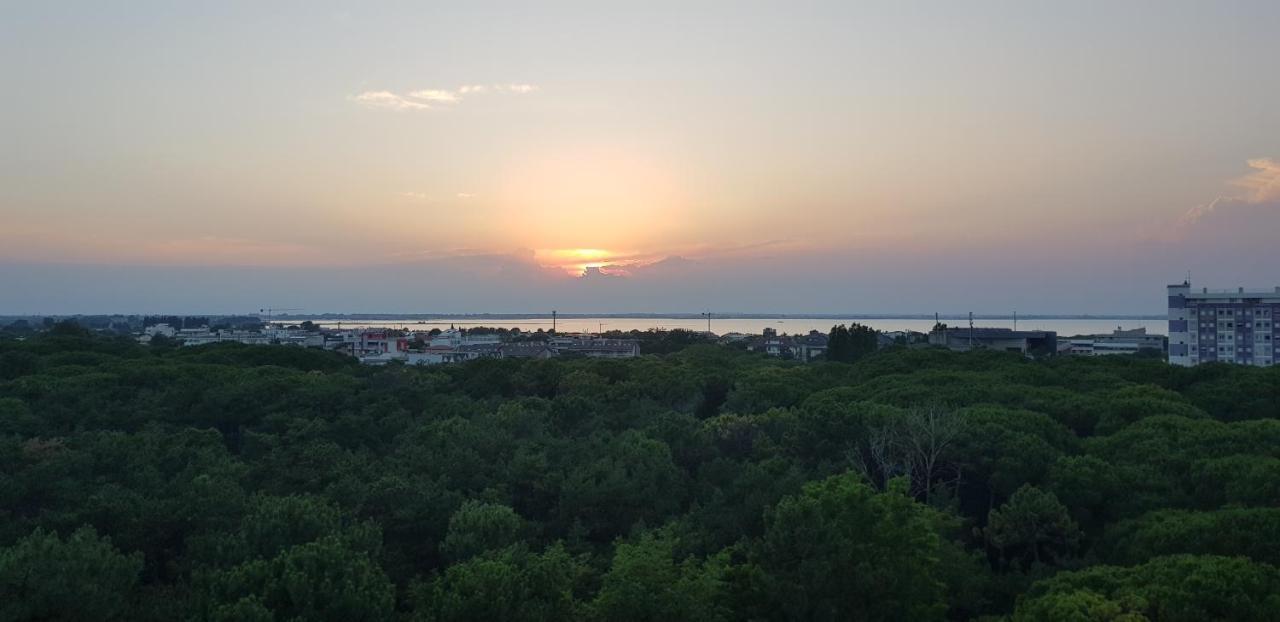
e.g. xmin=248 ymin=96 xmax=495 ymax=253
xmin=701 ymin=311 xmax=712 ymax=334
xmin=259 ymin=307 xmax=302 ymax=326
xmin=551 ymin=310 xmax=557 ymax=334
xmin=969 ymin=311 xmax=974 ymax=349
xmin=1013 ymin=311 xmax=1018 ymax=331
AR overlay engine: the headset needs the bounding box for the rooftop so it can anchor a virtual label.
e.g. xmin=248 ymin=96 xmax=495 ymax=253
xmin=937 ymin=327 xmax=1056 ymax=338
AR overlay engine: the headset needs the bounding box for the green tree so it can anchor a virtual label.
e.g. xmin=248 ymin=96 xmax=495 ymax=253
xmin=1099 ymin=508 xmax=1280 ymax=566
xmin=203 ymin=536 xmax=394 ymax=622
xmin=0 ymin=397 xmax=38 ymax=436
xmin=415 ymin=544 xmax=584 ymax=622
xmin=985 ymin=485 xmax=1081 ymax=568
xmin=590 ymin=531 xmax=729 ymax=622
xmin=0 ymin=350 xmax=39 ymax=380
xmin=1015 ymin=555 xmax=1280 ymax=622
xmin=0 ymin=526 xmax=143 ymax=622
xmin=756 ymin=474 xmax=955 ymax=621
xmin=557 ymin=431 xmax=686 ymax=540
xmin=948 ymin=407 xmax=1076 ymax=520
xmin=441 ymin=501 xmax=523 ymax=562
xmin=826 ymin=324 xmax=878 ymax=363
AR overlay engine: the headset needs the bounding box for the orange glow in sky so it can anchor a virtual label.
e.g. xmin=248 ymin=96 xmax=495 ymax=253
xmin=537 ymin=248 xmax=630 ymax=275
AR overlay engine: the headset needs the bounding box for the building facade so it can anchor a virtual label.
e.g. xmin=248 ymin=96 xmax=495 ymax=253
xmin=1059 ymin=327 xmax=1166 ymax=357
xmin=1168 ymin=282 xmax=1279 ymax=367
xmin=927 ymin=327 xmax=1057 ymax=355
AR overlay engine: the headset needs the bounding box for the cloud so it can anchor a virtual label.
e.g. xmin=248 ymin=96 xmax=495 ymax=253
xmin=1233 ymin=158 xmax=1280 ymax=203
xmin=456 ymin=192 xmax=476 ymax=199
xmin=408 ymin=89 xmax=460 ymax=103
xmin=351 ymin=91 xmax=431 ymax=111
xmin=1177 ymin=157 xmax=1280 ymax=230
xmin=352 ymin=83 xmax=539 ymax=111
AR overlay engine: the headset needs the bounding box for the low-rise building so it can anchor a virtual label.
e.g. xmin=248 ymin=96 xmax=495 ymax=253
xmin=501 ymin=343 xmax=555 ymax=359
xmin=1059 ymin=327 xmax=1165 ymax=357
xmin=551 ymin=335 xmax=641 ymax=358
xmin=174 ymin=328 xmax=271 ymax=347
xmin=429 ymin=328 xmax=502 ymax=348
xmin=928 ymin=326 xmax=1057 ymax=355
xmin=793 ymin=330 xmax=829 ymax=361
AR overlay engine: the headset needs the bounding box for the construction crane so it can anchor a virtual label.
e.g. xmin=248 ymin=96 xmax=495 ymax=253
xmin=258 ymin=307 xmax=302 ymax=325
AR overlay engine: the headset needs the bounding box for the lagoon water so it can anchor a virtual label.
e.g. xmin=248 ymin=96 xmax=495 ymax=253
xmin=313 ymin=317 xmax=1166 ymax=337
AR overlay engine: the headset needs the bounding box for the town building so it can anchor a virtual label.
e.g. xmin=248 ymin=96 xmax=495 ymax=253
xmin=349 ymin=330 xmax=409 ymax=357
xmin=549 ymin=335 xmax=641 ymax=358
xmin=1167 ymin=282 xmax=1279 ymax=367
xmin=500 ymin=343 xmax=555 ymax=359
xmin=137 ymin=323 xmax=177 ymax=342
xmin=928 ymin=326 xmax=1057 ymax=355
xmin=429 ymin=328 xmax=501 ymax=348
xmin=175 ymin=328 xmax=271 ymax=347
xmin=744 ymin=329 xmax=839 ymax=361
xmin=793 ymin=330 xmax=830 ymax=361
xmin=1059 ymin=327 xmax=1166 ymax=357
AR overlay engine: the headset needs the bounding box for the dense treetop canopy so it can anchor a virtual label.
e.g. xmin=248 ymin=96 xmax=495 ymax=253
xmin=2 ymin=328 xmax=1279 ymax=620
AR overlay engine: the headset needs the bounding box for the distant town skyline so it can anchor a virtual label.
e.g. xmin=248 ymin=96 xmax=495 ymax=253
xmin=3 ymin=2 xmax=1278 ymax=314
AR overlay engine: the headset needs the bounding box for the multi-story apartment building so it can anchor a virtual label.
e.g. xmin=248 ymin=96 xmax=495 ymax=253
xmin=1168 ymin=282 xmax=1280 ymax=367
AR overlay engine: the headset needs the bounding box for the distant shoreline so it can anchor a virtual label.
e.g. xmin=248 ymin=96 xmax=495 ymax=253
xmin=1 ymin=312 xmax=1167 ymax=321
xmin=275 ymin=312 xmax=1165 ymax=321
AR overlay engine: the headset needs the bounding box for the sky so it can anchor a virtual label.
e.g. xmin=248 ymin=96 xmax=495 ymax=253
xmin=2 ymin=1 xmax=1278 ymax=315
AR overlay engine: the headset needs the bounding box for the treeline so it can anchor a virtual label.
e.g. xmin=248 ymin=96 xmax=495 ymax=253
xmin=2 ymin=325 xmax=1280 ymax=620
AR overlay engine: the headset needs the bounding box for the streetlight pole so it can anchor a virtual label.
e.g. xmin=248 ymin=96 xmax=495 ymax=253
xmin=701 ymin=311 xmax=712 ymax=334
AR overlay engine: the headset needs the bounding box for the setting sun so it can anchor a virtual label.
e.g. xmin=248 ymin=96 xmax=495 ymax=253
xmin=537 ymin=248 xmax=624 ymax=275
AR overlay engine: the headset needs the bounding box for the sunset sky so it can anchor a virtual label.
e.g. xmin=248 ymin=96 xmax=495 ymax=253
xmin=3 ymin=2 xmax=1278 ymax=314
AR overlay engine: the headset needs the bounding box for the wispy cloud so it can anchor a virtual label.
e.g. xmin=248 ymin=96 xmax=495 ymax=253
xmin=351 ymin=91 xmax=431 ymax=111
xmin=408 ymin=89 xmax=460 ymax=103
xmin=1178 ymin=157 xmax=1280 ymax=229
xmin=1232 ymin=158 xmax=1280 ymax=203
xmin=456 ymin=192 xmax=476 ymax=199
xmin=353 ymin=83 xmax=539 ymax=111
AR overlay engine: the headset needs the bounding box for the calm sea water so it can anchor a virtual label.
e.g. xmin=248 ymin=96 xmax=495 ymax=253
xmin=313 ymin=317 xmax=1166 ymax=337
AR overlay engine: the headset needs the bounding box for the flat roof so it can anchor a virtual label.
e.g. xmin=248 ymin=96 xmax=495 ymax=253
xmin=1185 ymin=291 xmax=1280 ymax=300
